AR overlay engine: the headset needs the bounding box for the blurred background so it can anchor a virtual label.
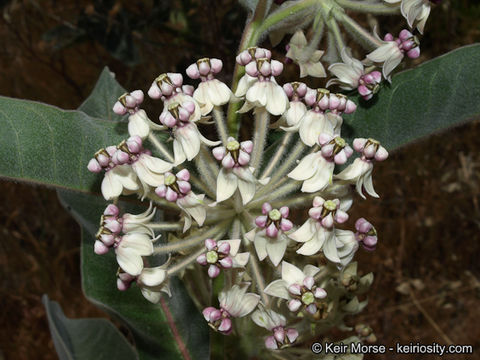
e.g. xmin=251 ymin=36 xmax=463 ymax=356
xmin=0 ymin=0 xmax=479 ymax=359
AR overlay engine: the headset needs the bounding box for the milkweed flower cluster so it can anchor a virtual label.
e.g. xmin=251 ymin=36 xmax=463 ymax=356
xmin=85 ymin=0 xmax=436 ymax=351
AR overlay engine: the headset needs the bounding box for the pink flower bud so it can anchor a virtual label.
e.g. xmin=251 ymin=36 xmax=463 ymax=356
xmin=297 ymin=83 xmax=308 ymax=97
xmin=160 ymin=82 xmax=174 ymax=96
xmin=312 ymin=196 xmax=324 ymax=207
xmin=212 ymin=146 xmax=226 ymax=161
xmin=100 ymin=234 xmax=115 ymax=246
xmin=321 ymin=144 xmax=335 ymax=158
xmin=271 ymin=60 xmax=283 ymax=76
xmin=261 ymin=202 xmax=272 ymax=214
xmin=117 ymin=278 xmax=130 ymax=291
xmin=288 ymin=299 xmax=302 ymax=312
xmin=169 ymin=73 xmax=183 ymax=87
xmin=113 ymin=101 xmax=127 ymax=115
xmin=155 ymin=185 xmax=167 ymax=198
xmin=176 ymin=169 xmax=190 ymax=181
xmin=124 ymin=95 xmax=136 ymax=108
xmin=335 ymin=210 xmax=349 ymax=224
xmin=217 ymin=242 xmax=231 ymax=255
xmin=182 ymin=85 xmax=194 ymax=96
xmin=183 ymin=101 xmax=196 ymax=114
xmin=113 ymin=150 xmax=130 ymax=165
xmin=363 ymin=235 xmax=377 ymax=250
xmin=384 ymin=33 xmax=394 ymax=41
xmin=266 ymin=223 xmax=279 ymax=238
xmin=304 ymin=90 xmax=317 ymax=106
xmin=237 ymin=51 xmax=252 ymax=66
xmin=329 ymin=94 xmax=340 ymax=110
xmin=314 ymin=288 xmax=327 ymax=299
xmin=210 ymin=58 xmax=223 ymax=74
xmin=358 ymin=84 xmax=371 ymax=97
xmin=96 ymin=153 xmax=111 ymax=167
xmin=104 ymin=204 xmax=119 ymax=216
xmin=221 ymin=154 xmax=235 ymax=169
xmin=177 ymin=180 xmax=191 ymax=194
xmin=306 ymin=303 xmax=317 ymax=314
xmin=104 ymin=219 xmax=122 ymax=233
xmin=355 ymin=218 xmax=372 ymax=233
xmin=205 ymin=238 xmax=217 ymax=251
xmin=265 ymin=336 xmax=278 ymax=350
xmin=308 ymin=207 xmax=322 ymax=220
xmin=353 ymin=138 xmax=367 ymax=152
xmin=196 ymin=253 xmax=207 ymax=265
xmin=202 ymin=307 xmax=218 ymax=321
xmin=178 ymin=107 xmax=192 ymax=122
xmin=318 ymin=133 xmax=332 ymax=146
xmin=218 ymin=318 xmax=232 ymax=334
xmin=245 ymin=62 xmax=259 ymax=77
xmin=237 ymin=151 xmax=250 ymax=166
xmin=375 ymin=146 xmax=389 ymax=161
xmin=126 ymin=136 xmax=142 ymax=153
xmin=273 ymin=327 xmax=286 ymax=343
xmin=208 ymin=264 xmax=221 ymax=278
xmin=319 ymin=95 xmax=330 ymax=110
xmin=255 ymin=215 xmax=268 ymax=228
xmin=344 ymin=100 xmax=357 ymax=114
xmin=148 ymin=83 xmax=162 ymax=99
xmin=321 ymin=214 xmax=334 ymax=228
xmin=288 ymin=284 xmax=302 ymax=296
xmin=219 ymin=257 xmax=233 ymax=269
xmin=165 ymin=187 xmax=179 ymax=202
xmin=286 ymin=328 xmax=299 ymax=343
xmin=186 ymin=63 xmax=200 ymax=79
xmin=198 ymin=61 xmax=211 ymax=76
xmin=279 ymin=206 xmax=289 ymax=218
xmin=334 ymin=150 xmax=348 ymax=165
xmin=283 ymin=83 xmax=294 ymax=98
xmin=87 ymin=158 xmax=102 ymax=173
xmin=94 ymin=240 xmax=109 ymax=255
xmin=130 ymin=90 xmax=144 ymax=103
xmin=407 ymin=47 xmax=420 ymax=59
xmin=399 ymin=29 xmax=413 ymax=41
xmin=280 ymin=219 xmax=293 ymax=232
xmin=303 ymin=276 xmax=315 ymax=290
xmin=159 ymin=111 xmax=177 ymax=128
xmin=363 ymin=144 xmax=377 ymax=158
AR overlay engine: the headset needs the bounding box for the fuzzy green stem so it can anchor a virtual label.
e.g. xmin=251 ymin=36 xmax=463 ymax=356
xmin=167 ymin=247 xmax=206 ymax=276
xmin=154 ymin=220 xmax=230 ymax=254
xmin=260 ymin=132 xmax=293 ymax=179
xmin=213 ymin=106 xmax=229 ymax=145
xmin=334 ymin=11 xmax=383 ymax=50
xmin=335 ymin=0 xmax=400 ymax=14
xmin=251 ymin=108 xmax=270 ymax=175
xmin=149 ymin=222 xmax=183 ymax=231
xmin=327 ymin=17 xmax=345 ymax=55
xmin=248 ymin=180 xmax=301 ymax=209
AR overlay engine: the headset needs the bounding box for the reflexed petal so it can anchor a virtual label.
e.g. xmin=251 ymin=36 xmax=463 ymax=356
xmin=121 ymin=233 xmax=154 ymax=256
xmin=141 ymin=288 xmax=162 ymax=304
xmin=288 ymin=153 xmax=319 ymax=181
xmin=266 ymin=236 xmax=288 ymax=267
xmin=322 ymin=231 xmax=341 ymax=263
xmin=177 ymin=124 xmax=201 ymax=160
xmin=265 ymin=83 xmax=288 ymax=116
xmin=296 ymin=237 xmax=323 ymax=256
xmin=264 ymin=279 xmax=289 ymax=300
xmin=281 ymin=261 xmax=305 ymax=286
xmin=173 ymin=139 xmax=187 ymax=165
xmin=238 ymin=178 xmax=256 ymax=205
xmin=254 ymin=234 xmax=268 ymax=261
xmin=116 ymin=247 xmax=143 ymax=276
xmin=216 ymin=168 xmax=238 ymax=203
xmin=139 ymin=267 xmax=167 ymax=287
xmin=289 ymin=219 xmax=316 ymax=243
xmin=232 ymin=252 xmax=250 ymax=267
xmin=301 ymin=161 xmax=333 ymax=193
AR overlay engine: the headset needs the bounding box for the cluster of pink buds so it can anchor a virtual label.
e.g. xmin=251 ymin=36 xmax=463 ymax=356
xmin=109 ymin=136 xmax=147 ymax=166
xmin=212 ymin=137 xmax=253 ymax=169
xmin=305 ymin=88 xmax=357 ymax=115
xmin=112 ymin=90 xmax=144 ymax=115
xmin=203 ymin=307 xmax=233 ymax=335
xmin=87 ymin=146 xmax=117 ymax=173
xmin=155 ymin=169 xmax=191 ymax=202
xmin=287 ymin=276 xmax=327 ymax=314
xmin=353 ymin=138 xmax=389 ymax=162
xmin=245 ymin=58 xmax=284 ymax=81
xmin=236 ymin=47 xmax=272 ymax=66
xmin=186 ymin=58 xmax=223 ymax=81
xmin=148 ymin=73 xmax=193 ymax=101
xmin=283 ymin=82 xmax=308 ymax=102
xmin=355 ymin=218 xmax=378 ymax=251
xmin=159 ymin=102 xmax=196 ymax=128
xmin=308 ymin=198 xmax=349 ymax=229
xmin=196 ymin=239 xmax=233 ymax=278
xmin=357 ymin=71 xmax=382 ymax=101
xmin=255 ymin=203 xmax=293 ymax=238
xmin=265 ymin=326 xmax=299 ymax=350
xmin=385 ymin=29 xmax=421 ymax=59
xmin=318 ymin=134 xmax=353 ymax=165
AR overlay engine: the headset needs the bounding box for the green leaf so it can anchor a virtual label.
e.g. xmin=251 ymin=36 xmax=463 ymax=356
xmin=0 ymin=78 xmax=128 ymax=192
xmin=42 ymin=294 xmax=137 ymax=360
xmin=344 ymin=44 xmax=480 ymax=150
xmin=58 ymin=190 xmax=209 ymax=360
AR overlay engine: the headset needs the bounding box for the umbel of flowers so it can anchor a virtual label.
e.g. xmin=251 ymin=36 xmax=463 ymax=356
xmin=85 ymin=0 xmax=435 ymax=351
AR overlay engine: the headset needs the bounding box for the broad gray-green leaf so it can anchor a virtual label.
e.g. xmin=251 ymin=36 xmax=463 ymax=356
xmin=344 ymin=44 xmax=480 ymax=150
xmin=58 ymin=189 xmax=209 ymax=360
xmin=0 ymin=96 xmax=127 ymax=192
xmin=43 ymin=295 xmax=137 ymax=360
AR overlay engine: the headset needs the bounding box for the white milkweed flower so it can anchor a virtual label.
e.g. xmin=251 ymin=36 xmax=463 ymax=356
xmin=111 ymin=136 xmax=173 ymax=195
xmin=236 ymin=57 xmax=288 ymax=116
xmin=196 ymin=238 xmax=250 ymax=278
xmin=117 ymin=266 xmax=170 ymax=304
xmin=335 ymin=138 xmax=389 ymax=199
xmin=148 ymin=72 xmax=202 ymax=122
xmin=251 ymin=307 xmax=299 ymax=349
xmin=366 ymin=29 xmax=420 ymax=81
xmin=87 ymin=145 xmax=140 ymax=201
xmin=203 ymin=283 xmax=260 ymax=335
xmin=212 ymin=137 xmax=268 ymax=205
xmin=112 ymin=90 xmax=165 ymax=139
xmin=289 ymin=196 xmax=357 ymax=266
xmin=115 ymin=232 xmax=156 ymax=276
xmin=264 ymin=261 xmax=327 ymax=315
xmin=286 ymin=30 xmax=326 ymax=78
xmin=186 ymin=58 xmax=233 ymax=116
xmin=327 ymin=49 xmax=383 ymax=101
xmin=288 ymin=134 xmax=353 ymax=192
xmin=274 ymin=82 xmax=308 ymax=130
xmin=245 ymin=202 xmax=293 ymax=267
xmin=159 ymin=101 xmax=221 ymax=165
xmin=155 ymin=169 xmax=206 ymax=232
xmin=384 ymin=0 xmax=437 ymax=34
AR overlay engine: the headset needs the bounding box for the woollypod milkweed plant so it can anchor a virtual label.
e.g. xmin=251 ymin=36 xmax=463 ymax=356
xmin=1 ymin=0 xmax=480 ymax=359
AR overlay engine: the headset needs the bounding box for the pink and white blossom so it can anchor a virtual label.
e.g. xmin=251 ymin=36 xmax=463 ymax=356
xmin=196 ymin=239 xmax=250 ymax=278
